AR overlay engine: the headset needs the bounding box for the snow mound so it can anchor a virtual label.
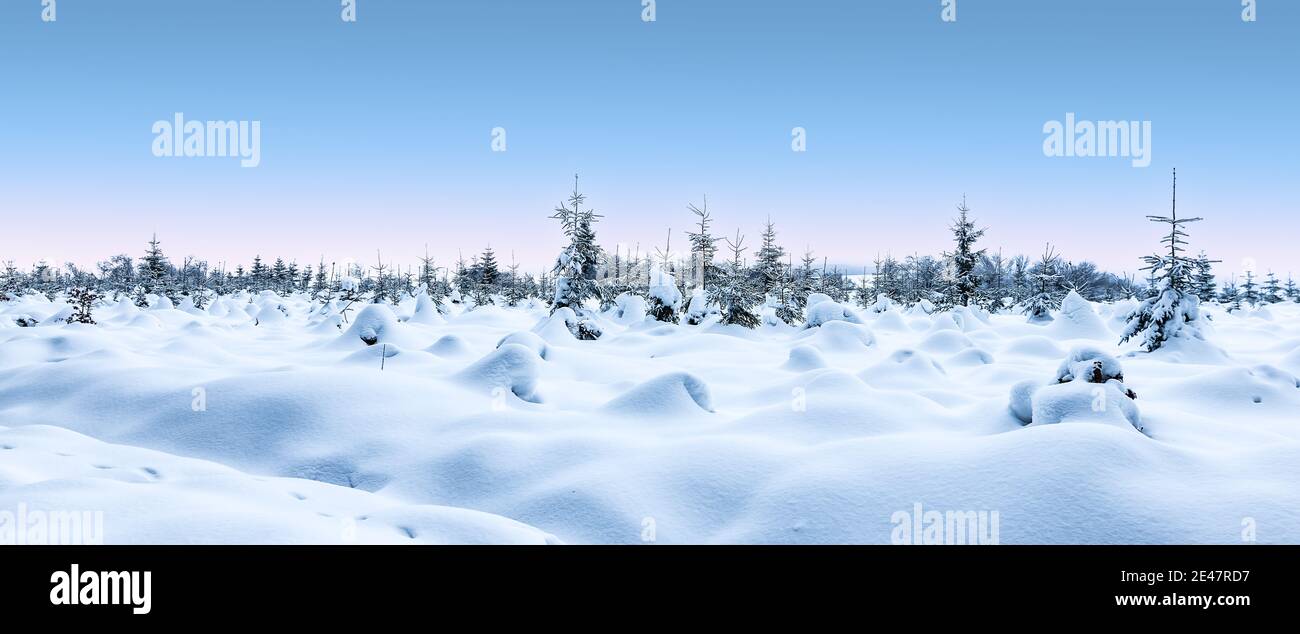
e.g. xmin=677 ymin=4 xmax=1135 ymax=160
xmin=906 ymin=298 xmax=935 ymax=315
xmin=496 ymin=331 xmax=549 ymax=359
xmin=947 ymin=347 xmax=994 ymax=366
xmin=918 ymin=330 xmax=974 ymax=354
xmin=454 ymin=343 xmax=542 ymax=402
xmin=1055 ymin=345 xmax=1125 ymax=384
xmin=805 ymin=293 xmax=834 ymax=309
xmin=860 ymin=349 xmax=947 ymax=387
xmin=341 ymin=304 xmax=400 ymax=346
xmin=1125 ymin=332 xmax=1230 ymax=365
xmin=1030 ymin=380 xmax=1142 ymax=430
xmin=647 ymin=266 xmax=683 ymax=322
xmin=1049 ymin=291 xmax=1111 ymax=339
xmin=950 ymin=305 xmax=991 ymax=330
xmin=1009 ymin=345 xmax=1141 ymax=431
xmin=782 ymin=345 xmax=827 ymax=371
xmin=254 ymin=304 xmax=287 ymax=326
xmin=39 ymin=307 xmax=73 ymax=325
xmin=682 ymin=289 xmax=720 ymax=326
xmin=408 ymin=293 xmax=445 ymax=325
xmin=0 ymin=425 xmax=557 ymax=545
xmin=602 ymin=372 xmax=714 ymax=415
xmin=177 ymin=296 xmax=204 ymax=316
xmin=1008 ymin=380 xmax=1037 ymax=424
xmin=802 ymin=300 xmax=862 ymax=328
xmin=428 ymin=334 xmax=472 ymax=357
xmin=611 ymin=293 xmax=648 ymax=324
xmin=798 ymin=320 xmax=876 ymax=352
xmin=533 ymin=307 xmax=603 ymax=341
xmin=868 ymin=308 xmax=908 ymax=331
xmin=926 ymin=313 xmax=961 ymax=332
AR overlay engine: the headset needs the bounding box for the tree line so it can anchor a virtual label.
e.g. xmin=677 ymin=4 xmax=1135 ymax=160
xmin=3 ymin=174 xmax=1297 ymax=332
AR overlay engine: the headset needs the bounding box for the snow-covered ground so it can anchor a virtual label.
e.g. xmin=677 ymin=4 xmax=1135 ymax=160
xmin=2 ymin=292 xmax=1298 ymax=544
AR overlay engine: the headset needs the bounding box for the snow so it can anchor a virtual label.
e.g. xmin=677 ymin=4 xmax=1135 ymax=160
xmin=801 ymin=299 xmax=863 ymax=329
xmin=647 ymin=265 xmax=682 ymax=309
xmin=1050 ymin=290 xmax=1111 ymax=339
xmin=0 ymin=425 xmax=557 ymax=544
xmin=2 ymin=293 xmax=1300 ymax=544
xmin=611 ymin=292 xmax=648 ymax=324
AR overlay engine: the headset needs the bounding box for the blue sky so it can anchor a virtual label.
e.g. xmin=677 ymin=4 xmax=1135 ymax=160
xmin=0 ymin=0 xmax=1296 ymax=280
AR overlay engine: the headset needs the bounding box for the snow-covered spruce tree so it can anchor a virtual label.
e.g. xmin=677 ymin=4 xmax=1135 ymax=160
xmin=870 ymin=253 xmax=901 ymax=305
xmin=249 ymin=255 xmax=268 ymax=293
xmin=1218 ymin=278 xmax=1242 ymax=311
xmin=137 ymin=234 xmax=173 ymax=305
xmin=707 ymin=230 xmax=761 ymax=328
xmin=288 ymin=261 xmax=302 ymax=294
xmin=416 ymin=249 xmax=437 ymax=295
xmin=550 ymin=175 xmax=604 ymax=316
xmin=96 ymin=254 xmax=135 ymax=300
xmin=754 ymin=218 xmax=785 ymax=297
xmin=1007 ymin=255 xmax=1030 ymax=305
xmin=471 ymin=246 xmax=499 ymax=307
xmin=1120 ymin=169 xmax=1206 ymax=352
xmin=451 ymin=252 xmax=471 ymax=303
xmin=906 ymin=254 xmax=945 ymax=308
xmin=1285 ymin=275 xmax=1299 ymax=302
xmin=370 ymin=252 xmax=400 ymax=304
xmin=753 ymin=218 xmax=797 ymax=320
xmin=499 ymin=256 xmax=525 ymax=307
xmin=312 ymin=259 xmax=331 ymax=301
xmin=1262 ymin=271 xmax=1283 ymax=304
xmin=793 ymin=248 xmax=819 ymax=311
xmin=818 ymin=263 xmax=852 ymax=303
xmin=270 ymin=258 xmax=288 ymax=294
xmin=1240 ymin=270 xmax=1259 ymax=307
xmin=685 ymin=197 xmax=720 ymax=291
xmin=0 ymin=261 xmax=22 ymax=301
xmin=943 ymin=196 xmax=987 ymax=307
xmin=762 ymin=263 xmax=795 ymax=325
xmin=646 ymin=263 xmax=683 ymax=323
xmin=1191 ymin=252 xmax=1219 ymax=303
xmin=594 ymin=247 xmax=629 ymax=311
xmin=66 ymin=287 xmax=101 ymax=324
xmin=975 ymin=251 xmax=1009 ymax=310
xmin=1021 ymin=244 xmax=1062 ymax=323
xmin=31 ymin=260 xmax=59 ymax=300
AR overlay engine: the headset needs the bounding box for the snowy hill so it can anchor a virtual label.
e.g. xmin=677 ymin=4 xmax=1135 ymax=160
xmin=2 ymin=294 xmax=1299 ymax=544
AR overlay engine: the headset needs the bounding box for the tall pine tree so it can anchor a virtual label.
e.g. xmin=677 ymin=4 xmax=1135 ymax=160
xmin=944 ymin=196 xmax=986 ymax=307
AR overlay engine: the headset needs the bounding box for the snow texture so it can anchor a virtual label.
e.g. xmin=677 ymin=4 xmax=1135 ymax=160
xmin=1 ymin=293 xmax=1298 ymax=544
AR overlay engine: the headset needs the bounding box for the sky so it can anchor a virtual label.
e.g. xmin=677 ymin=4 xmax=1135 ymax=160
xmin=0 ymin=0 xmax=1296 ymax=281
